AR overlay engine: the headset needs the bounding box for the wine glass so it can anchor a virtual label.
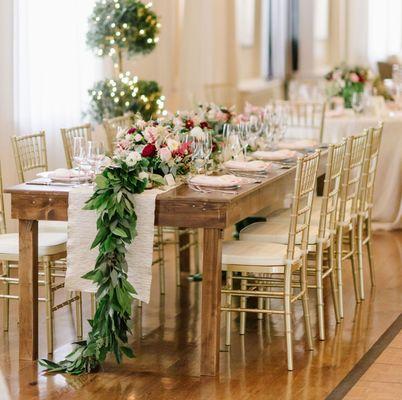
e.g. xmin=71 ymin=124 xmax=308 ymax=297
xmin=72 ymin=137 xmax=86 ymax=184
xmin=238 ymin=124 xmax=249 ymax=160
xmin=87 ymin=141 xmax=106 ymax=175
xmin=352 ymin=92 xmax=364 ymax=114
xmin=191 ymin=131 xmax=212 ymax=174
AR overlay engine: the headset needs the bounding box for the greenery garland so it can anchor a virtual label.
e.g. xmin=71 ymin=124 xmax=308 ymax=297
xmin=40 ymin=159 xmax=150 ymax=374
xmin=88 ymin=74 xmax=164 ymax=122
xmin=87 ymin=0 xmax=160 ymax=60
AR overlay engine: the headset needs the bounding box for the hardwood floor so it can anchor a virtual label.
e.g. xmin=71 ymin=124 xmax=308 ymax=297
xmin=0 ymin=231 xmax=401 ymax=400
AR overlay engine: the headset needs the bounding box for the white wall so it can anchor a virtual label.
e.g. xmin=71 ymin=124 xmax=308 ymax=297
xmin=0 ymin=0 xmax=18 ymax=231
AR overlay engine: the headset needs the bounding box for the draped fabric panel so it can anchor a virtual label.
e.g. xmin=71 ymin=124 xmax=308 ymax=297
xmin=13 ymin=0 xmax=103 ymax=169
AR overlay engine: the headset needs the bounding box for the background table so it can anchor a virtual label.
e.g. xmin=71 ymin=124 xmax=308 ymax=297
xmin=324 ymin=111 xmax=402 ymax=230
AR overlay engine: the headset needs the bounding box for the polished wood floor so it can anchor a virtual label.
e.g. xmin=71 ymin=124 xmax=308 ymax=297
xmin=0 ymin=231 xmax=401 ymax=400
xmin=345 ymin=329 xmax=402 ymax=399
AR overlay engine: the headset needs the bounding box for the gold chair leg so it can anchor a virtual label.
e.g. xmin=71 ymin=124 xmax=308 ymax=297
xmin=157 ymin=227 xmax=166 ymax=295
xmin=328 ymin=244 xmax=341 ymax=324
xmin=225 ymin=270 xmax=232 ymax=346
xmin=240 ymin=273 xmax=247 ymax=335
xmin=366 ymin=217 xmax=375 ymax=287
xmin=193 ymin=229 xmax=200 ymax=274
xmin=90 ymin=293 xmax=96 ymax=318
xmin=336 ymin=228 xmax=344 ymax=319
xmin=75 ymin=291 xmax=83 ymax=340
xmin=348 ymin=227 xmax=361 ymax=304
xmin=2 ymin=261 xmax=10 ymax=332
xmin=44 ymin=261 xmax=54 ymax=355
xmin=284 ymin=266 xmax=294 ymax=371
xmin=356 ymin=216 xmax=365 ymax=300
xmin=316 ymin=246 xmax=325 ymax=341
xmin=174 ymin=229 xmax=181 ymax=287
xmin=300 ymin=260 xmax=313 ymax=351
xmin=257 ymin=289 xmax=264 ymax=320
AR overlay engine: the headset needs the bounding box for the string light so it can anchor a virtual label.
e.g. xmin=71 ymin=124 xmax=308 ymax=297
xmin=147 ymin=38 xmax=152 ymax=44
xmin=145 ymin=2 xmax=153 ymax=8
xmin=139 ymin=29 xmax=145 ymax=35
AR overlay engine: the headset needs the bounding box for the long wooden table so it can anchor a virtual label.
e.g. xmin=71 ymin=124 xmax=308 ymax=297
xmin=5 ymin=153 xmax=327 ymax=376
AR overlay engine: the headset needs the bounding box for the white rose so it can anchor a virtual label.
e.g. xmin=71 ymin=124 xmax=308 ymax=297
xmin=138 ymin=171 xmax=149 ymax=181
xmin=166 ymin=138 xmax=180 ymax=151
xmin=190 ymin=126 xmax=205 ymax=140
xmin=159 ymin=147 xmax=172 ymax=162
xmin=125 ymin=151 xmax=141 ymax=167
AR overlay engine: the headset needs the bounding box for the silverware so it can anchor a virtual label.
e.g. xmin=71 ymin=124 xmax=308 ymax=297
xmin=26 ymin=180 xmax=75 ymax=187
xmin=188 ymin=184 xmax=237 ymax=195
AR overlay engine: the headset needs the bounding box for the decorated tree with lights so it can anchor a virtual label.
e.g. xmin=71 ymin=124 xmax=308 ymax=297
xmin=87 ymin=0 xmax=165 ymax=122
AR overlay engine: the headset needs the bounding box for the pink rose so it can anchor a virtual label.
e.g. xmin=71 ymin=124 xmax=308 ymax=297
xmin=134 ymin=133 xmax=143 ymax=142
xmin=350 ymin=72 xmax=359 ymax=83
xmin=159 ymin=147 xmax=172 ymax=162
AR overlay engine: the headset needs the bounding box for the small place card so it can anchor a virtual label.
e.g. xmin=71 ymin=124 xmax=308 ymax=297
xmin=164 ymin=174 xmax=176 ymax=186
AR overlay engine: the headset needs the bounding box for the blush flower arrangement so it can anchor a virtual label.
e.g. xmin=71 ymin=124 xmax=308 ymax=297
xmin=325 ymin=64 xmax=372 ymax=108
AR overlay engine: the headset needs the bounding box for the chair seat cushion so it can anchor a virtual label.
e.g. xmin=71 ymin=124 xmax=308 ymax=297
xmin=0 ymin=232 xmax=67 ymax=257
xmin=222 ymin=240 xmax=301 ymax=266
xmin=39 ymin=221 xmax=68 ymax=233
xmin=240 ymin=221 xmax=329 ymax=246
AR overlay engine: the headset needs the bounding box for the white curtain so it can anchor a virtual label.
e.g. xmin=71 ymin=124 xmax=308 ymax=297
xmin=367 ymin=0 xmax=402 ymax=65
xmin=13 ymin=0 xmax=103 ymax=168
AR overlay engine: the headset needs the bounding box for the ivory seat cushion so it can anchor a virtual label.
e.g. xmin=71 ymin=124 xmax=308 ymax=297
xmin=240 ymin=221 xmax=329 ymax=245
xmin=0 ymin=232 xmax=67 ymax=257
xmin=39 ymin=221 xmax=68 ymax=233
xmin=222 ymin=240 xmax=301 ymax=266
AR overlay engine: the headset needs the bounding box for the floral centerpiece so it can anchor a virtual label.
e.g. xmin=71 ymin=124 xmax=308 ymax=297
xmin=40 ymin=117 xmax=192 ymax=375
xmin=234 ymin=102 xmax=265 ymax=124
xmin=325 ymin=65 xmax=371 ymax=108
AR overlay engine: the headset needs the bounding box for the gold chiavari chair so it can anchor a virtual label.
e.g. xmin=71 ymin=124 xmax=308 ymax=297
xmin=268 ymin=100 xmax=326 ymax=143
xmin=103 ymin=113 xmax=134 ymax=151
xmin=61 ymin=123 xmax=92 ymax=169
xmin=0 ymin=163 xmax=82 ymax=354
xmin=335 ymin=131 xmax=368 ymax=317
xmin=356 ymin=123 xmax=383 ymax=300
xmin=221 ymin=152 xmax=320 ymax=370
xmin=241 ymin=142 xmax=346 ymax=340
xmin=11 ymin=132 xmax=68 ymax=233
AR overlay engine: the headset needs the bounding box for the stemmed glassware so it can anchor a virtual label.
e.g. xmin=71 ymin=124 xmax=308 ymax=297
xmin=72 ymin=137 xmax=86 ymax=184
xmin=87 ymin=141 xmax=106 ymax=175
xmin=352 ymin=92 xmax=365 ymax=114
xmin=191 ymin=131 xmax=213 ymax=174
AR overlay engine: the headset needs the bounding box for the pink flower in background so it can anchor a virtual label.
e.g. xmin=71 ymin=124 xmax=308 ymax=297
xmin=117 ymin=139 xmax=131 ymax=150
xmin=159 ymin=147 xmax=172 ymax=162
xmin=175 ymin=141 xmax=192 ymax=157
xmin=349 ymin=72 xmax=360 ymax=83
xmin=143 ymin=126 xmax=158 ymax=143
xmin=216 ymin=110 xmax=229 ymax=122
xmin=134 ymin=133 xmax=143 ymax=142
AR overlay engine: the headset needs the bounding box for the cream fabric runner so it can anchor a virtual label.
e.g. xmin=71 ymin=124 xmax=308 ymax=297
xmin=65 ymin=186 xmax=164 ymax=303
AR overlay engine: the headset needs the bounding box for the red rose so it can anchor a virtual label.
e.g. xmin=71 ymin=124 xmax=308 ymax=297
xmin=200 ymin=121 xmax=210 ymax=129
xmin=185 ymin=119 xmax=194 ymax=129
xmin=142 ymin=144 xmax=157 ymax=157
xmin=127 ymin=127 xmax=136 ymax=134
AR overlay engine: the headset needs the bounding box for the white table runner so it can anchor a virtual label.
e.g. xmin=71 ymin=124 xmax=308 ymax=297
xmin=65 ymin=186 xmax=164 ymax=303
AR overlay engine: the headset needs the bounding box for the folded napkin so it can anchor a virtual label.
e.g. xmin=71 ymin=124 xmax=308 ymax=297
xmin=38 ymin=168 xmax=83 ymax=181
xmin=189 ymin=174 xmax=242 ymax=188
xmin=277 ymin=140 xmax=318 ymax=150
xmin=65 ymin=186 xmax=165 ymax=303
xmin=223 ymin=160 xmax=271 ymax=172
xmin=252 ymin=149 xmax=298 ymax=161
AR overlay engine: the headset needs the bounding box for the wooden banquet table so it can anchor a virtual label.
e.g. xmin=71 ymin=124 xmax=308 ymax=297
xmin=5 ymin=152 xmax=327 ymax=376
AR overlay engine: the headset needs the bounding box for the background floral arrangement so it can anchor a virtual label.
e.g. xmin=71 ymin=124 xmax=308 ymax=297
xmin=325 ymin=64 xmax=371 ymax=108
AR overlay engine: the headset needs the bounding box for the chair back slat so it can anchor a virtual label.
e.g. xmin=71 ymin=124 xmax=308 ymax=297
xmin=287 ymin=151 xmax=321 ymax=260
xmin=359 ymin=123 xmax=384 ymax=214
xmin=317 ymin=140 xmax=347 ymax=239
xmin=61 ymin=124 xmax=92 ymax=169
xmin=103 ymin=113 xmax=133 ymax=151
xmin=338 ymin=131 xmax=368 ymax=224
xmin=11 ymin=131 xmax=48 ymax=183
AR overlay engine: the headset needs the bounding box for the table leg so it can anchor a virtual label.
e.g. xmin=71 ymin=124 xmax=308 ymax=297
xmin=179 ymin=229 xmax=190 ymax=273
xmin=18 ymin=220 xmax=38 ymax=360
xmin=200 ymin=228 xmax=222 ymax=376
